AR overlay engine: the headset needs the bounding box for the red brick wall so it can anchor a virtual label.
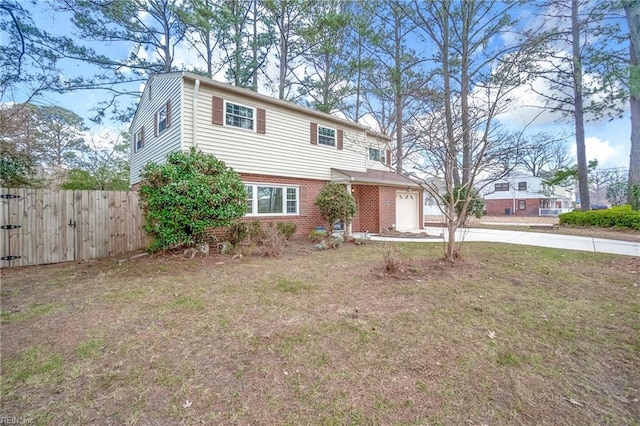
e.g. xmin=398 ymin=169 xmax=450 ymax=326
xmin=378 ymin=186 xmax=397 ymax=231
xmin=240 ymin=173 xmax=327 ymax=236
xmin=485 ymin=198 xmax=540 ymax=216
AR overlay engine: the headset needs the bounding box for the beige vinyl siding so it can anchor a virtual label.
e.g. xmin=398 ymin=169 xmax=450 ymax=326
xmin=183 ymin=79 xmax=383 ymax=180
xmin=129 ymin=74 xmax=183 ymax=184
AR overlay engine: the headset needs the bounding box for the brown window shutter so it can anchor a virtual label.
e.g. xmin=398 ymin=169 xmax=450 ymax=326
xmin=299 ymin=185 xmax=307 ymax=216
xmin=141 ymin=126 xmax=145 ymax=148
xmin=337 ymin=129 xmax=343 ymax=150
xmin=386 ymin=149 xmax=391 ymax=165
xmin=257 ymin=108 xmax=266 ymax=134
xmin=154 ymin=113 xmax=158 ymax=137
xmin=212 ymin=96 xmax=224 ymax=125
xmin=166 ymin=100 xmax=171 ymax=129
xmin=310 ymin=122 xmax=317 ymax=145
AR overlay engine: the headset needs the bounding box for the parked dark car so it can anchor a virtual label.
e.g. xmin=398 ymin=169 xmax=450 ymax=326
xmin=590 ymin=204 xmax=609 ymax=210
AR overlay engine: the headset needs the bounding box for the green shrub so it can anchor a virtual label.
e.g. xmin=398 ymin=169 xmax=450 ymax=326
xmin=227 ymin=220 xmax=265 ymax=245
xmin=559 ymin=205 xmax=640 ymax=230
xmin=309 ymin=229 xmax=326 ymax=242
xmin=276 ymin=222 xmax=297 ymax=240
xmin=246 ymin=220 xmax=265 ymax=243
xmin=226 ymin=221 xmax=249 ymax=245
xmin=315 ymin=183 xmax=357 ymax=234
xmin=138 ymin=148 xmax=247 ymax=252
xmin=632 ymin=184 xmax=640 ymax=211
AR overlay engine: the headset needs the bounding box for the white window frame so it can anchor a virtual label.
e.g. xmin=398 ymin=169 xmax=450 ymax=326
xmin=369 ymin=147 xmax=383 ymax=162
xmin=157 ymin=104 xmax=168 ymax=135
xmin=317 ymin=125 xmax=336 ymax=147
xmin=244 ymin=183 xmax=299 ymax=216
xmin=224 ymin=100 xmax=255 ymax=131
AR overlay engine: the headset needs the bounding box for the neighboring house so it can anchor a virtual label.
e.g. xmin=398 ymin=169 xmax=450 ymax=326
xmin=479 ymin=174 xmax=574 ymax=217
xmin=129 ymin=72 xmax=423 ymax=235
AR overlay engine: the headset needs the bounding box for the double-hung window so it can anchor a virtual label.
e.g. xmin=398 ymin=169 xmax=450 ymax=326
xmin=134 ymin=128 xmax=144 ymax=151
xmin=318 ymin=126 xmax=336 ymax=147
xmin=369 ymin=147 xmax=383 ymax=162
xmin=495 ymin=182 xmax=509 ymax=191
xmin=225 ymin=101 xmax=254 ymax=130
xmin=518 ymin=181 xmax=527 ymax=191
xmin=245 ymin=184 xmax=298 ymax=215
xmin=157 ymin=105 xmax=168 ymax=134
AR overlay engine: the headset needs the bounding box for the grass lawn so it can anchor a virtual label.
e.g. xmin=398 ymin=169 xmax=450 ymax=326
xmin=1 ymin=241 xmax=639 ymax=424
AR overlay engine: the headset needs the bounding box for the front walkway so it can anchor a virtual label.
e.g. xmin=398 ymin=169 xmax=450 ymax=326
xmin=365 ymin=227 xmax=640 ymax=257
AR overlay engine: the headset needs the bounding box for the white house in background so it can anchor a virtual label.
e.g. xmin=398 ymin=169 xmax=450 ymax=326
xmin=478 ymin=174 xmax=574 ymax=217
xmin=128 ymin=72 xmax=423 ymax=235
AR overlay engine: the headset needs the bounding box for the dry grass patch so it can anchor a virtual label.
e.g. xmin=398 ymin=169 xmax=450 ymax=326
xmin=1 ymin=242 xmax=639 ymax=424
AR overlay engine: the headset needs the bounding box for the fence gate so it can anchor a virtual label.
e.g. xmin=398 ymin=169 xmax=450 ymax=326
xmin=1 ymin=188 xmax=146 ymax=268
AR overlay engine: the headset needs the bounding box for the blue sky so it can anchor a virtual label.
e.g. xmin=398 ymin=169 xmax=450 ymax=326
xmin=11 ymin=1 xmax=634 ymax=170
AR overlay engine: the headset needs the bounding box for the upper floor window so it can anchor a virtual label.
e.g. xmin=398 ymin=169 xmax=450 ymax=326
xmin=156 ymin=100 xmax=171 ymax=136
xmin=134 ymin=128 xmax=144 ymax=152
xmin=518 ymin=181 xmax=527 ymax=191
xmin=225 ymin=101 xmax=254 ymax=130
xmin=245 ymin=184 xmax=298 ymax=215
xmin=495 ymin=182 xmax=509 ymax=191
xmin=318 ymin=126 xmax=336 ymax=147
xmin=369 ymin=147 xmax=387 ymax=164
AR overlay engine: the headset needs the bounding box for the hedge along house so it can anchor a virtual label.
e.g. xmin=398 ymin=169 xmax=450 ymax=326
xmin=129 ymin=72 xmax=423 ymax=236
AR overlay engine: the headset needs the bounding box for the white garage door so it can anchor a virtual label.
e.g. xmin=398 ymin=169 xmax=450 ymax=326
xmin=396 ymin=191 xmax=418 ymax=231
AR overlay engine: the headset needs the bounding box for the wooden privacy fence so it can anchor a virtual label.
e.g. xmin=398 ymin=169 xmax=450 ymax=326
xmin=1 ymin=188 xmax=147 ymax=268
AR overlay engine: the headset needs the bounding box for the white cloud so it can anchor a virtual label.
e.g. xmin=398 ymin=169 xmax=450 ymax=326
xmin=572 ymin=136 xmax=628 ymax=169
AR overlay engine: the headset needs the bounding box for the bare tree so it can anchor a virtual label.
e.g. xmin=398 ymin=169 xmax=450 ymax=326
xmin=518 ymin=132 xmax=572 ymax=177
xmin=407 ymin=0 xmax=545 ymax=261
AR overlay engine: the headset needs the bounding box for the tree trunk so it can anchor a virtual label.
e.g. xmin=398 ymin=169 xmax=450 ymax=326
xmin=278 ymin=15 xmax=288 ymax=100
xmin=394 ymin=11 xmax=403 ymax=174
xmin=627 ymin=2 xmax=640 ymax=207
xmin=460 ymin=3 xmax=471 ymax=186
xmin=572 ymin=0 xmax=590 ymax=211
xmin=252 ymin=0 xmax=258 ymax=91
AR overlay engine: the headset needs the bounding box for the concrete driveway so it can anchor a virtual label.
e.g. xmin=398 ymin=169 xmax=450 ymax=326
xmin=370 ymin=227 xmax=640 ymax=257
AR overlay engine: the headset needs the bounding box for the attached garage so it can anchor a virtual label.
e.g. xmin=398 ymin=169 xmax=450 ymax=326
xmin=395 ymin=191 xmax=419 ymax=231
xmin=330 ymin=168 xmax=423 ymax=233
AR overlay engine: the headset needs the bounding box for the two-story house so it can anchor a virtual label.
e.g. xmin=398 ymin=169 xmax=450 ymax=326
xmin=479 ymin=174 xmax=574 ymax=217
xmin=129 ymin=72 xmax=423 ymax=235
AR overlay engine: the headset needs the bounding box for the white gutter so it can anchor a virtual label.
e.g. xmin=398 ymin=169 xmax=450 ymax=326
xmin=192 ymin=79 xmax=200 ymax=148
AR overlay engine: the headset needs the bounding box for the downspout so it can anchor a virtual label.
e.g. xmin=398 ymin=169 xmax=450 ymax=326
xmin=192 ymin=79 xmax=200 ymax=148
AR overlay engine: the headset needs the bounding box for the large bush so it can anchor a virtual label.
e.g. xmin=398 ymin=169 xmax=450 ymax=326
xmin=315 ymin=182 xmax=357 ymax=234
xmin=139 ymin=148 xmax=247 ymax=251
xmin=559 ymin=205 xmax=640 ymax=230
